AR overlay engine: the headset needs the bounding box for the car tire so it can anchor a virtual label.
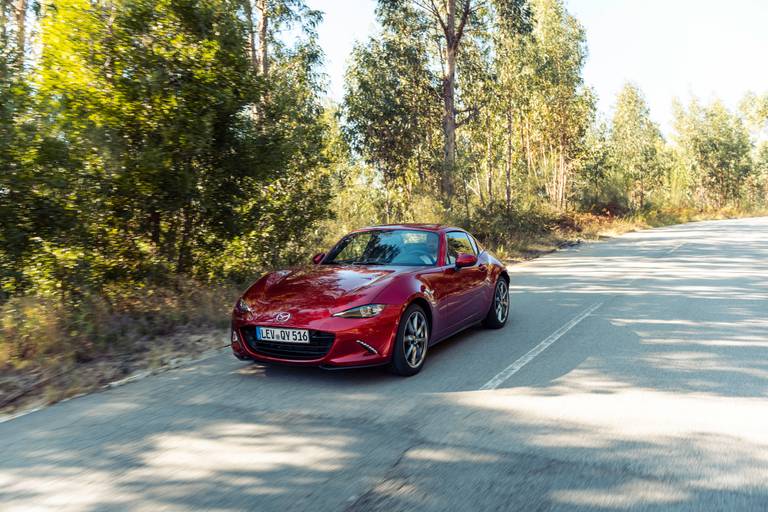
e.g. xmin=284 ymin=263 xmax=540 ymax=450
xmin=483 ymin=276 xmax=510 ymax=329
xmin=389 ymin=303 xmax=429 ymax=376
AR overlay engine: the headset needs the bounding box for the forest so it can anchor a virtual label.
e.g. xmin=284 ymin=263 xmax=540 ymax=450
xmin=1 ymin=0 xmax=767 ymax=374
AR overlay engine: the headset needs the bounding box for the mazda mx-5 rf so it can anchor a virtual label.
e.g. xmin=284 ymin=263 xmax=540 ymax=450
xmin=230 ymin=224 xmax=510 ymax=376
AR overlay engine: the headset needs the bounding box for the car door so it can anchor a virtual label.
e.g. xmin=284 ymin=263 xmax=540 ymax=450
xmin=442 ymin=231 xmax=488 ymax=325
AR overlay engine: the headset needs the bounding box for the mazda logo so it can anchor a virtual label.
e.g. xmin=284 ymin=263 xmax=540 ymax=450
xmin=275 ymin=312 xmax=291 ymax=323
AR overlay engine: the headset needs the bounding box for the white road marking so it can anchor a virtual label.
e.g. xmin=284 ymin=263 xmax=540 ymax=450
xmin=480 ymin=302 xmax=604 ymax=390
xmin=668 ymin=242 xmax=685 ymax=254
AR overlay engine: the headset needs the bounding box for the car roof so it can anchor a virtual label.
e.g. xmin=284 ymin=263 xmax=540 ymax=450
xmin=356 ymin=223 xmax=465 ymax=234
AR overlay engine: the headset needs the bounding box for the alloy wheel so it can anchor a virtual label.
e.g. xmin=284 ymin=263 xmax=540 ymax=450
xmin=403 ymin=311 xmax=428 ymax=368
xmin=495 ymin=280 xmax=509 ymax=323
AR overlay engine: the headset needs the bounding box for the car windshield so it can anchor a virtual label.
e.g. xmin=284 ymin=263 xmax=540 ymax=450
xmin=324 ymin=230 xmax=439 ymax=266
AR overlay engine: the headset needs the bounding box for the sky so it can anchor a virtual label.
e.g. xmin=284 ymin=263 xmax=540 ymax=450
xmin=306 ymin=0 xmax=768 ymax=134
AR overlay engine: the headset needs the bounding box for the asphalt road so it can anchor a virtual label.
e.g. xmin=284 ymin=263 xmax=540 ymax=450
xmin=2 ymin=217 xmax=768 ymax=511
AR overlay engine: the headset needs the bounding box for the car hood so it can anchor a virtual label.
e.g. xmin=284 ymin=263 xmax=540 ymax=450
xmin=241 ymin=265 xmax=404 ymax=321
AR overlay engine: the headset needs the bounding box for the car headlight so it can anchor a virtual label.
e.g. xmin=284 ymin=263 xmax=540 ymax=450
xmin=235 ymin=298 xmax=252 ymax=314
xmin=333 ymin=304 xmax=386 ymax=318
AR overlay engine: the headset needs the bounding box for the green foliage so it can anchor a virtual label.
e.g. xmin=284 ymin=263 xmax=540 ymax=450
xmin=2 ymin=0 xmax=333 ymax=296
xmin=573 ymin=121 xmax=627 ymax=214
xmin=338 ymin=0 xmax=766 ymax=259
xmin=739 ymin=91 xmax=768 ymax=136
xmin=1 ymin=0 xmax=336 ymax=369
xmin=745 ymin=142 xmax=768 ymax=206
xmin=608 ymin=83 xmax=665 ymax=211
xmin=468 ymin=201 xmax=554 ymax=250
xmin=497 ymin=0 xmax=593 ymax=210
xmin=343 ymin=30 xmax=438 ymax=191
xmin=673 ymin=99 xmax=753 ymax=208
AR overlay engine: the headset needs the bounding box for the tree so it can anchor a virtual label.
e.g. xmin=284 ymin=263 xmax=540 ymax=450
xmin=242 ymin=0 xmax=318 ymax=76
xmin=609 ymin=83 xmax=665 ymax=210
xmin=753 ymin=142 xmax=768 ymax=205
xmin=343 ymin=32 xmax=439 ymax=221
xmin=490 ymin=0 xmax=590 ymax=211
xmin=739 ymin=91 xmax=768 ymax=137
xmin=0 ymin=5 xmax=60 ymax=296
xmin=673 ymin=99 xmax=752 ymax=207
xmin=572 ymin=120 xmax=617 ymax=212
xmin=0 ymin=0 xmax=27 ymax=56
xmin=21 ymin=0 xmax=332 ymax=289
xmin=377 ymin=0 xmax=529 ymax=204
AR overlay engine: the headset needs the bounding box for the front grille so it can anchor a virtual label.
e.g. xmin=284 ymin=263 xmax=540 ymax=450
xmin=239 ymin=326 xmax=335 ymax=360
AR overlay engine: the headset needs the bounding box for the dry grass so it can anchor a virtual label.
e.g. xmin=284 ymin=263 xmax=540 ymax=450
xmin=0 ymin=327 xmax=229 ymax=416
xmin=0 ymin=280 xmax=241 ymax=415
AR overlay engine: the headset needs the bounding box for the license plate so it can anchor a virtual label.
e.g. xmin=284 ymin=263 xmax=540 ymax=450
xmin=256 ymin=327 xmax=310 ymax=343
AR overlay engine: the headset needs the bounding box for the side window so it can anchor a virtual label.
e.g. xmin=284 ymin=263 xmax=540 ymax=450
xmin=469 ymin=235 xmax=480 ymax=255
xmin=445 ymin=232 xmax=476 ymax=265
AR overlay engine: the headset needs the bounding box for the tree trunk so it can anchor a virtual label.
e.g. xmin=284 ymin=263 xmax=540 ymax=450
xmin=505 ymin=110 xmax=512 ymax=213
xmin=423 ymin=0 xmax=474 ymax=206
xmin=257 ymin=0 xmax=268 ymax=76
xmin=1 ymin=1 xmax=7 ymax=41
xmin=383 ymin=173 xmax=391 ymax=224
xmin=177 ymin=206 xmax=194 ymax=274
xmin=244 ymin=0 xmax=259 ymax=71
xmin=438 ymin=0 xmax=471 ymax=205
xmin=12 ymin=0 xmax=25 ymax=56
xmin=463 ymin=178 xmax=470 ymax=221
xmin=243 ymin=0 xmax=260 ymax=120
xmin=474 ymin=166 xmax=484 ymax=205
xmin=518 ymin=113 xmax=526 ymax=198
xmin=441 ymin=43 xmax=456 ymax=202
xmin=486 ymin=112 xmax=493 ymax=203
xmin=524 ymin=116 xmax=533 ymax=174
xmin=559 ymin=148 xmax=567 ymax=210
xmin=150 ymin=211 xmax=161 ymax=246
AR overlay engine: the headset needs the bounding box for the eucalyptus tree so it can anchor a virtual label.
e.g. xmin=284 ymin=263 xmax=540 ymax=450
xmin=739 ymin=91 xmax=768 ymax=137
xmin=0 ymin=14 xmax=25 ymax=294
xmin=531 ymin=0 xmax=592 ymax=210
xmin=754 ymin=143 xmax=768 ymax=205
xmin=241 ymin=0 xmax=320 ymax=77
xmin=739 ymin=92 xmax=768 ymax=205
xmin=0 ymin=4 xmax=52 ymax=295
xmin=0 ymin=0 xmax=27 ymax=55
xmin=572 ymin=120 xmax=614 ymax=212
xmin=609 ymin=83 xmax=665 ymax=210
xmin=492 ymin=5 xmax=534 ymax=211
xmin=490 ymin=0 xmax=590 ymax=211
xmin=376 ymin=0 xmax=529 ymax=205
xmin=673 ymin=99 xmax=752 ymax=208
xmin=343 ymin=25 xmax=440 ymax=221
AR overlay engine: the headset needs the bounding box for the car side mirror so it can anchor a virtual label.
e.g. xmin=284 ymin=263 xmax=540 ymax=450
xmin=312 ymin=252 xmax=325 ymax=264
xmin=455 ymin=252 xmax=477 ymax=269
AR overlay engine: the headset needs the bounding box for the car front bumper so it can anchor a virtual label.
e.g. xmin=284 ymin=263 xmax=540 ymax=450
xmin=230 ymin=305 xmax=402 ymax=367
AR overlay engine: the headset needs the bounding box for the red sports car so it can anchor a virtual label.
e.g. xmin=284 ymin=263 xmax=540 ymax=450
xmin=230 ymin=224 xmax=509 ymax=375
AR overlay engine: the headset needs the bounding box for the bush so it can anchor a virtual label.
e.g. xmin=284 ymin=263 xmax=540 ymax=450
xmin=468 ymin=201 xmax=557 ymax=252
xmin=1 ymin=279 xmax=238 ymax=369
